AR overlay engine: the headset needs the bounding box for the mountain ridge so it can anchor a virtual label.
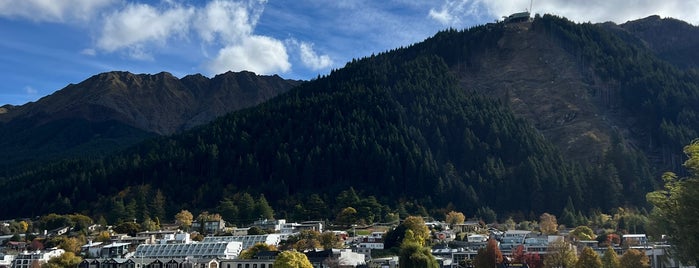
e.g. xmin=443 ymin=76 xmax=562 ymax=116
xmin=0 ymin=70 xmax=301 ymax=166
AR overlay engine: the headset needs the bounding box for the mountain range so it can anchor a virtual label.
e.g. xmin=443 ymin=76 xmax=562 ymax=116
xmin=0 ymin=71 xmax=300 ymax=168
xmin=1 ymin=14 xmax=698 ymax=222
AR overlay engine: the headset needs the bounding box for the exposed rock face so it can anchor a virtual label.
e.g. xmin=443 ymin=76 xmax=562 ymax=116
xmin=0 ymin=71 xmax=302 ymax=165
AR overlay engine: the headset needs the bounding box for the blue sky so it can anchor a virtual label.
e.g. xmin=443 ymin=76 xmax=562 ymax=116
xmin=1 ymin=0 xmax=697 ymax=105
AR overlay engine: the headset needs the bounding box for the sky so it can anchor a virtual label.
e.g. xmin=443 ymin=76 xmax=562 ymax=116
xmin=1 ymin=0 xmax=697 ymax=106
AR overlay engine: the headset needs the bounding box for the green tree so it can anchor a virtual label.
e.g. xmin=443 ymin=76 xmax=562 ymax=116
xmin=476 ymin=207 xmax=497 ymax=224
xmin=575 ymin=247 xmax=602 ymax=268
xmin=174 ymin=210 xmax=193 ymax=230
xmin=113 ymin=222 xmax=141 ymax=236
xmin=273 ymin=251 xmax=313 ymax=268
xmin=647 ymin=140 xmax=699 ymax=265
xmin=543 ymin=238 xmax=577 ymax=268
xmin=335 ymin=207 xmax=358 ymax=226
xmin=142 ymin=216 xmax=159 ymax=231
xmin=247 ymin=226 xmax=266 ymax=235
xmin=399 ymin=239 xmax=439 ymax=268
xmin=217 ymin=198 xmax=239 ymax=224
xmin=238 ymin=242 xmax=277 ymax=259
xmin=569 ymin=226 xmax=595 ymax=241
xmin=256 ymin=194 xmax=275 ymax=220
xmin=619 ymin=249 xmax=650 ymax=268
xmin=601 ymin=246 xmax=620 ymax=268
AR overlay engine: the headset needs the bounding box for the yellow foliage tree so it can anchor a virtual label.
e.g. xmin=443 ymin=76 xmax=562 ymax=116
xmin=273 ymin=251 xmax=313 ymax=268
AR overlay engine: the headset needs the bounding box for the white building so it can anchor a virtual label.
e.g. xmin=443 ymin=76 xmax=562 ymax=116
xmin=0 ymin=253 xmax=15 ymax=267
xmin=12 ymin=249 xmax=65 ymax=268
xmin=134 ymin=241 xmax=242 ymax=260
xmin=202 ymin=234 xmax=282 ymax=250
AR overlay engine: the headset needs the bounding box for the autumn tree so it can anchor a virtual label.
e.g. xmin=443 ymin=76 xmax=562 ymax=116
xmin=539 ymin=213 xmax=558 ymax=235
xmin=239 ymin=242 xmax=277 ymax=259
xmin=319 ymin=231 xmax=343 ymax=250
xmin=44 ymin=252 xmax=82 ymax=268
xmin=95 ymin=231 xmax=111 ymax=243
xmin=59 ymin=237 xmax=83 ymax=254
xmin=601 ymin=246 xmax=620 ymax=268
xmin=473 ymin=239 xmax=503 ymax=268
xmin=401 ymin=216 xmax=430 ymax=246
xmin=384 ymin=216 xmax=430 ymax=249
xmin=512 ymin=245 xmax=526 ymax=264
xmin=543 ymin=238 xmax=576 ymax=268
xmin=273 ymin=251 xmax=313 ymax=268
xmin=524 ymin=252 xmax=543 ymax=268
xmin=575 ymin=247 xmax=602 ymax=268
xmin=287 ymin=230 xmax=321 ymax=251
xmin=445 ymin=211 xmax=465 ymax=227
xmin=619 ymin=249 xmax=650 ymax=268
xmin=174 ymin=210 xmax=193 ymax=230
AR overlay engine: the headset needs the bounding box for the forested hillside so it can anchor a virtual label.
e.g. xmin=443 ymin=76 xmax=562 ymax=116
xmin=1 ymin=15 xmax=697 ymax=225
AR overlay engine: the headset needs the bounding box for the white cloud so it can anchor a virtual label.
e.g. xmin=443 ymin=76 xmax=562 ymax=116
xmin=430 ymin=0 xmax=699 ymax=25
xmin=80 ymin=48 xmax=96 ymax=56
xmin=208 ymin=35 xmax=290 ymax=75
xmin=97 ymin=3 xmax=194 ymax=58
xmin=0 ymin=0 xmax=115 ymax=22
xmin=194 ymin=0 xmax=262 ymax=44
xmin=24 ymin=86 xmax=37 ymax=95
xmin=298 ymin=42 xmax=333 ymax=70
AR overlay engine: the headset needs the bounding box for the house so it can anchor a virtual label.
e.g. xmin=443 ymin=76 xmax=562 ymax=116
xmin=452 ymin=221 xmax=481 ymax=233
xmin=251 ymin=219 xmax=287 ymax=232
xmin=621 ymin=234 xmax=648 ymax=247
xmin=466 ymin=234 xmax=488 ymax=243
xmin=192 ymin=219 xmax=226 ymax=234
xmin=12 ymin=248 xmax=65 ymax=268
xmin=80 ymin=241 xmax=104 ymax=257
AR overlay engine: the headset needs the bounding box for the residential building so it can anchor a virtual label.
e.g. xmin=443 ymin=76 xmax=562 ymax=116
xmin=192 ymin=219 xmax=226 ymax=234
xmin=304 ymin=249 xmax=366 ymax=267
xmin=202 ymin=234 xmax=282 ymax=250
xmin=12 ymin=249 xmax=65 ymax=268
xmin=134 ymin=241 xmax=243 ymax=260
